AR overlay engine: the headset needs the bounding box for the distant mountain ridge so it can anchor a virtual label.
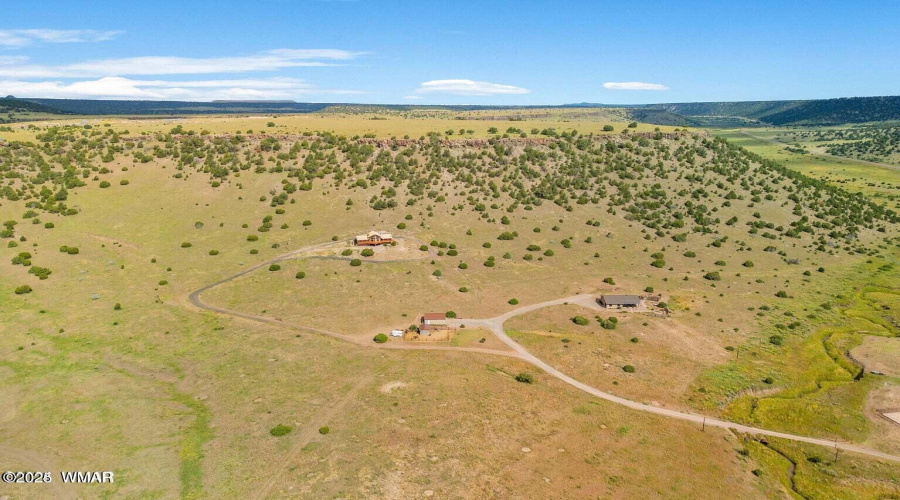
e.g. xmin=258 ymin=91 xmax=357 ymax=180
xmin=618 ymin=96 xmax=900 ymax=126
xmin=6 ymin=94 xmax=900 ymax=127
xmin=646 ymin=96 xmax=900 ymax=126
xmin=19 ymin=98 xmax=334 ymax=115
xmin=0 ymin=96 xmax=72 ymax=115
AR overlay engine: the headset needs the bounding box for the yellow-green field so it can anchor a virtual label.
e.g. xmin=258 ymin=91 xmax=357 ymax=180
xmin=714 ymin=128 xmax=900 ymax=206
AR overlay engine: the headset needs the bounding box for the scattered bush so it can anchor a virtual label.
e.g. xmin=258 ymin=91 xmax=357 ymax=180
xmin=515 ymin=372 xmax=534 ymax=384
xmin=318 ymin=426 xmax=330 ymax=435
xmin=361 ymin=248 xmax=375 ymax=257
xmin=268 ymin=264 xmax=281 ymax=271
xmin=508 ymin=298 xmax=519 ymax=305
xmin=14 ymin=284 xmax=32 ymax=295
xmin=373 ymin=333 xmax=388 ymax=343
xmin=295 ymin=271 xmax=306 ymax=279
xmin=622 ymin=365 xmax=636 ymax=373
xmin=446 ymin=311 xmax=457 ymax=318
xmin=209 ymin=250 xmax=219 ymax=256
xmin=703 ymin=271 xmax=721 ymax=281
xmin=270 ymin=424 xmax=292 ymax=437
xmin=572 ymin=315 xmax=589 ymax=326
xmin=28 ymin=266 xmax=52 ymax=280
xmin=350 ymin=259 xmax=362 ymax=267
xmin=181 ymin=242 xmax=192 ymax=248
xmin=598 ymin=317 xmax=618 ymax=329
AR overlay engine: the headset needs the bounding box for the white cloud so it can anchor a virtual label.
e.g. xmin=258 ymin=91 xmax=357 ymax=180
xmin=402 ymin=95 xmax=422 ymax=100
xmin=0 ymin=76 xmax=365 ymax=101
xmin=416 ymin=79 xmax=528 ymax=96
xmin=0 ymin=29 xmax=123 ymax=47
xmin=0 ymin=49 xmax=364 ymax=78
xmin=603 ymin=81 xmax=669 ymax=91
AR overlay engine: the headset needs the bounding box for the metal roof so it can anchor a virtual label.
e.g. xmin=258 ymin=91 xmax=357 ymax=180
xmin=600 ymin=295 xmax=641 ymax=305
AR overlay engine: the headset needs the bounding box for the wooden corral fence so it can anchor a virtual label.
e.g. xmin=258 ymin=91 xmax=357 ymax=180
xmin=404 ymin=330 xmax=453 ymax=342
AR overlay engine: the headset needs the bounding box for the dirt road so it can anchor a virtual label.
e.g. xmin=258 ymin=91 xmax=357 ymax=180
xmin=453 ymin=294 xmax=900 ymax=464
xmin=189 ymin=242 xmax=900 ymax=465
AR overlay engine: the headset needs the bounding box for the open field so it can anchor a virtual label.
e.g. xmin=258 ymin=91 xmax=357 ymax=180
xmin=2 ymin=111 xmax=899 ymax=498
xmin=506 ymin=304 xmax=726 ymax=409
xmin=0 ymin=107 xmax=677 ymax=145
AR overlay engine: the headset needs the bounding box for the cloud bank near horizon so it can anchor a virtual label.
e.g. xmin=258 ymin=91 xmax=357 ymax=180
xmin=415 ymin=79 xmax=529 ymax=96
xmin=0 ymin=76 xmax=365 ymax=101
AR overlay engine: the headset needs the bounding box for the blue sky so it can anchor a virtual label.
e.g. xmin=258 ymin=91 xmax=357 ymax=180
xmin=1 ymin=0 xmax=898 ymax=104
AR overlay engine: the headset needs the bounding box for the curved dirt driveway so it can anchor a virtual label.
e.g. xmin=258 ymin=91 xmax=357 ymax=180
xmin=189 ymin=241 xmax=900 ymax=464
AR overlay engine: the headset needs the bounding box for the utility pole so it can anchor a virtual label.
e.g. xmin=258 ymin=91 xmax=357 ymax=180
xmin=702 ymin=417 xmax=706 ymax=432
xmin=833 ymin=440 xmax=839 ymax=462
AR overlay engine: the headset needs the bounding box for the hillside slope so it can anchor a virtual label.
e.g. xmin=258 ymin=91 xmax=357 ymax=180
xmin=0 ymin=97 xmax=68 ymax=123
xmin=639 ymin=95 xmax=900 ymax=126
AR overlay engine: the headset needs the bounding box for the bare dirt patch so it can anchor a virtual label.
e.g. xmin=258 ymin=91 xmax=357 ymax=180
xmin=380 ymin=381 xmax=408 ymax=394
xmin=853 ymin=336 xmax=900 ymax=377
xmin=864 ymin=381 xmax=900 ymax=455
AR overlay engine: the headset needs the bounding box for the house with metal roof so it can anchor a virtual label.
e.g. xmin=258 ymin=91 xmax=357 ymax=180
xmin=354 ymin=231 xmax=393 ymax=246
xmin=598 ymin=295 xmax=642 ymax=308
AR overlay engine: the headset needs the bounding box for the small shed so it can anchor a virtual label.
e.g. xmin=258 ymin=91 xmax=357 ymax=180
xmin=421 ymin=313 xmax=447 ymax=325
xmin=599 ymin=295 xmax=642 ymax=308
